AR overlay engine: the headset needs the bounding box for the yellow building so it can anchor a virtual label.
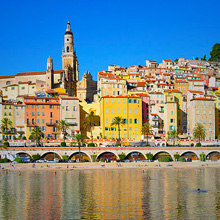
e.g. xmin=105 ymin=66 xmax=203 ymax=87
xmin=214 ymin=93 xmax=220 ymax=138
xmin=164 ymin=94 xmax=178 ymax=136
xmin=80 ymin=101 xmax=102 ymax=140
xmin=101 ymin=95 xmax=142 ymax=140
xmin=164 ymin=90 xmax=183 ymax=134
xmin=2 ymin=101 xmax=15 ymax=139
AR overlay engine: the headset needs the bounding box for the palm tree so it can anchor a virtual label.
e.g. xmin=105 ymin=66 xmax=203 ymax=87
xmin=73 ymin=134 xmax=86 ymax=161
xmin=170 ymin=129 xmax=179 ymax=146
xmin=193 ymin=123 xmax=206 ymax=144
xmin=31 ymin=126 xmax=44 ymax=147
xmin=141 ymin=122 xmax=153 ymax=146
xmin=57 ymin=120 xmax=70 ymax=141
xmin=111 ymin=116 xmax=126 ymax=144
xmin=0 ymin=118 xmax=13 ymax=138
xmin=83 ymin=113 xmax=98 ymax=143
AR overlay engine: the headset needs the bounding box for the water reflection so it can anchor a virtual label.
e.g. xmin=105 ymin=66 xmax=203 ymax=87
xmin=0 ymin=168 xmax=220 ymax=219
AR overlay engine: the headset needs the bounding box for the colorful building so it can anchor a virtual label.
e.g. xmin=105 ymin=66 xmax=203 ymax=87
xmin=101 ymin=96 xmax=142 ymax=140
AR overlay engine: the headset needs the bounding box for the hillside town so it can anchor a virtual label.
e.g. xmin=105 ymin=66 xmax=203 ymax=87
xmin=0 ymin=21 xmax=220 ymax=145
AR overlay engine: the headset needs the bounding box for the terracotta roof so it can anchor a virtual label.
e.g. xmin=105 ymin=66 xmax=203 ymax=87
xmin=137 ymin=94 xmax=149 ymax=97
xmin=164 ymin=89 xmax=181 ymax=93
xmin=102 ymin=95 xmax=141 ymax=99
xmin=148 ymin=92 xmax=163 ymax=95
xmin=163 ymin=59 xmax=172 ymax=62
xmin=188 ymin=90 xmax=203 ymax=93
xmin=151 ymin=113 xmax=158 ymax=116
xmin=137 ymin=82 xmax=146 ymax=87
xmin=18 ymin=81 xmax=31 ymax=84
xmin=0 ymin=75 xmax=16 ymax=79
xmin=23 ymin=96 xmax=59 ymax=100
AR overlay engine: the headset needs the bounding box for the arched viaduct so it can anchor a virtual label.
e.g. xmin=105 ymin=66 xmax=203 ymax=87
xmin=2 ymin=147 xmax=220 ymax=161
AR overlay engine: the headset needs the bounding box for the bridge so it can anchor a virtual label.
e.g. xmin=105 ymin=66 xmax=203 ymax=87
xmin=1 ymin=147 xmax=220 ymax=161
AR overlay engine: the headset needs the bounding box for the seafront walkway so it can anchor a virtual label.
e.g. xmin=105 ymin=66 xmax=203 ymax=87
xmin=2 ymin=146 xmax=220 ymax=161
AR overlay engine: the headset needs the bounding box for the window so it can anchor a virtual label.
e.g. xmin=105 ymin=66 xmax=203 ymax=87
xmin=203 ymin=110 xmax=206 ymax=115
xmin=118 ymin=108 xmax=120 ymax=114
xmin=209 ymin=101 xmax=212 ymax=106
xmin=129 ymin=127 xmax=132 ymax=131
xmin=106 ymin=119 xmax=108 ymax=124
xmin=11 ymin=87 xmax=15 ymax=90
xmin=37 ymin=119 xmax=40 ymax=124
xmin=42 ymin=119 xmax=45 ymax=123
xmin=66 ymin=106 xmax=69 ymax=111
xmin=105 ymin=99 xmax=108 ymax=103
xmin=37 ymin=105 xmax=39 ymax=109
xmin=209 ymin=110 xmax=212 ymax=115
xmin=209 ymin=120 xmax=212 ymax=124
xmin=209 ymin=128 xmax=212 ymax=132
xmin=16 ymin=111 xmax=19 ymax=116
xmin=32 ymin=112 xmax=34 ymax=116
xmin=42 ymin=112 xmax=45 ymax=116
xmin=135 ymin=109 xmax=137 ymax=114
xmin=203 ymin=120 xmax=206 ymax=124
xmin=123 ymin=99 xmax=126 ymax=103
xmin=50 ymin=112 xmax=53 ymax=118
xmin=123 ymin=109 xmax=126 ymax=114
xmin=37 ymin=112 xmax=40 ymax=116
xmin=171 ymin=110 xmax=174 ymax=115
xmin=197 ymin=120 xmax=200 ymax=123
xmin=118 ymin=99 xmax=120 ymax=103
xmin=112 ymin=99 xmax=114 ymax=103
xmin=111 ymin=108 xmax=114 ymax=113
xmin=49 ymin=105 xmax=53 ymax=109
xmin=32 ymin=119 xmax=34 ymax=124
xmin=73 ymin=106 xmax=76 ymax=111
xmin=203 ymin=101 xmax=206 ymax=106
xmin=129 ymin=109 xmax=132 ymax=114
xmin=197 ymin=110 xmax=199 ymax=115
xmin=50 ymin=119 xmax=53 ymax=124
xmin=106 ymin=108 xmax=108 ymax=113
xmin=113 ymin=91 xmax=116 ymax=95
xmin=32 ymin=105 xmax=34 ymax=108
xmin=129 ymin=119 xmax=132 ymax=124
xmin=42 ymin=105 xmax=45 ymax=109
xmin=134 ymin=119 xmax=138 ymax=124
xmin=104 ymin=91 xmax=107 ymax=95
xmin=170 ymin=119 xmax=174 ymax=123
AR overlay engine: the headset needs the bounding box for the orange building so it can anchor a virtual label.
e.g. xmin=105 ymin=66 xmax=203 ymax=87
xmin=174 ymin=79 xmax=189 ymax=94
xmin=24 ymin=96 xmax=60 ymax=139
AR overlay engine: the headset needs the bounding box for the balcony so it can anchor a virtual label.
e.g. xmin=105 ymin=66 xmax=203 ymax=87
xmin=46 ymin=123 xmax=57 ymax=127
xmin=152 ymin=124 xmax=159 ymax=128
xmin=152 ymin=116 xmax=159 ymax=121
xmin=2 ymin=128 xmax=17 ymax=134
xmin=150 ymin=100 xmax=155 ymax=105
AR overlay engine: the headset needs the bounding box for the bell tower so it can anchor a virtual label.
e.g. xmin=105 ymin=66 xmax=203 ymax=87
xmin=46 ymin=56 xmax=54 ymax=89
xmin=61 ymin=21 xmax=79 ymax=96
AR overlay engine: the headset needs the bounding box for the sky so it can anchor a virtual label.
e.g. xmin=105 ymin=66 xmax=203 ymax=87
xmin=0 ymin=0 xmax=220 ymax=81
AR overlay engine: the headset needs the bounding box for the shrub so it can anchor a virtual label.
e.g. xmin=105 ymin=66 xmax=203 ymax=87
xmin=88 ymin=143 xmax=95 ymax=147
xmin=70 ymin=142 xmax=76 ymax=147
xmin=100 ymin=157 xmax=106 ymax=162
xmin=82 ymin=159 xmax=88 ymax=162
xmin=22 ymin=136 xmax=27 ymax=140
xmin=199 ymin=154 xmax=205 ymax=161
xmin=4 ymin=138 xmax=8 ymax=141
xmin=146 ymin=153 xmax=153 ymax=160
xmin=3 ymin=142 xmax=9 ymax=148
xmin=158 ymin=156 xmax=171 ymax=162
xmin=3 ymin=158 xmax=9 ymax=163
xmin=95 ymin=158 xmax=99 ymax=162
xmin=62 ymin=155 xmax=68 ymax=161
xmin=32 ymin=154 xmax=41 ymax=160
xmin=196 ymin=143 xmax=201 ymax=147
xmin=178 ymin=156 xmax=186 ymax=162
xmin=91 ymin=155 xmax=97 ymax=162
xmin=14 ymin=158 xmax=23 ymax=163
xmin=116 ymin=143 xmax=120 ymax=147
xmin=61 ymin=142 xmax=66 ymax=147
xmin=118 ymin=153 xmax=126 ymax=161
xmin=174 ymin=154 xmax=180 ymax=161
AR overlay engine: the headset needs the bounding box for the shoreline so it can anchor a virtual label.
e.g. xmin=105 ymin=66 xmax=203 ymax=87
xmin=1 ymin=161 xmax=220 ymax=172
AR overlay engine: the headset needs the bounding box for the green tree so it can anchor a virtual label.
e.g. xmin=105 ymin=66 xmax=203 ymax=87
xmin=111 ymin=116 xmax=126 ymax=144
xmin=31 ymin=126 xmax=44 ymax=147
xmin=57 ymin=120 xmax=70 ymax=142
xmin=209 ymin=43 xmax=220 ymax=61
xmin=141 ymin=122 xmax=153 ymax=146
xmin=0 ymin=139 xmax=8 ymax=149
xmin=72 ymin=134 xmax=86 ymax=162
xmin=0 ymin=118 xmax=13 ymax=138
xmin=195 ymin=57 xmax=199 ymax=60
xmin=201 ymin=54 xmax=206 ymax=61
xmin=83 ymin=113 xmax=98 ymax=143
xmin=170 ymin=129 xmax=179 ymax=146
xmin=193 ymin=123 xmax=206 ymax=144
xmin=174 ymin=58 xmax=178 ymax=62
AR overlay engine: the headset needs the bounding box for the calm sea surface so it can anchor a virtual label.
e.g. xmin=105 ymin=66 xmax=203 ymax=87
xmin=0 ymin=167 xmax=220 ymax=220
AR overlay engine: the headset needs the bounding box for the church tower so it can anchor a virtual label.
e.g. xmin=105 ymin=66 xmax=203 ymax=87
xmin=46 ymin=56 xmax=54 ymax=89
xmin=61 ymin=21 xmax=79 ymax=96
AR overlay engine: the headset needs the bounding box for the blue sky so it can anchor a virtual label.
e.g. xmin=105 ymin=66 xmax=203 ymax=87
xmin=0 ymin=0 xmax=219 ymax=81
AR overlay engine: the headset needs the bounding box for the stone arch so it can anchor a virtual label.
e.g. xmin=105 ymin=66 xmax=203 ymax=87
xmin=153 ymin=151 xmax=172 ymax=161
xmin=41 ymin=151 xmax=62 ymax=160
xmin=125 ymin=151 xmax=146 ymax=161
xmin=97 ymin=151 xmax=118 ymax=161
xmin=16 ymin=152 xmax=32 ymax=158
xmin=180 ymin=151 xmax=199 ymax=160
xmin=206 ymin=151 xmax=220 ymax=161
xmin=68 ymin=151 xmax=91 ymax=162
